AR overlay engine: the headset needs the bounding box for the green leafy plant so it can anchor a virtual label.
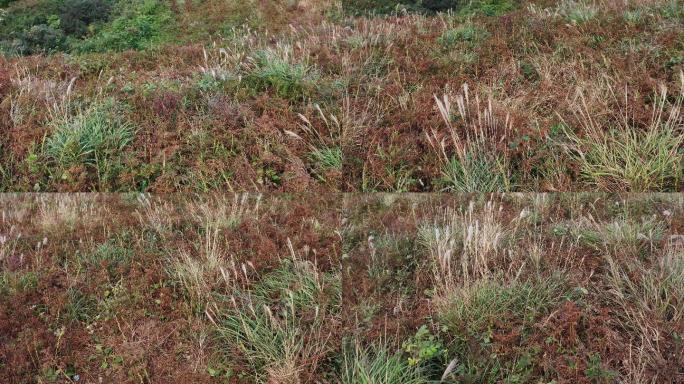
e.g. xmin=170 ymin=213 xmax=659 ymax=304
xmin=402 ymin=325 xmax=447 ymax=367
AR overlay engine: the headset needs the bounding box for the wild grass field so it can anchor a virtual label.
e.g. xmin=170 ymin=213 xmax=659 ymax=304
xmin=1 ymin=193 xmax=683 ymax=382
xmin=1 ymin=1 xmax=684 ymax=383
xmin=344 ymin=193 xmax=684 ymax=383
xmin=0 ymin=0 xmax=682 ymax=192
xmin=0 ymin=193 xmax=342 ymax=383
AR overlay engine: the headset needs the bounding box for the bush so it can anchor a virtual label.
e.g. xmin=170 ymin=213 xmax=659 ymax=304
xmin=22 ymin=23 xmax=66 ymax=53
xmin=421 ymin=0 xmax=465 ymax=11
xmin=344 ymin=0 xmax=517 ymax=15
xmin=0 ymin=0 xmax=115 ymax=55
xmin=0 ymin=0 xmax=60 ymax=55
xmin=450 ymin=0 xmax=517 ymax=16
xmin=75 ymin=0 xmax=172 ymax=53
xmin=58 ymin=0 xmax=113 ymax=37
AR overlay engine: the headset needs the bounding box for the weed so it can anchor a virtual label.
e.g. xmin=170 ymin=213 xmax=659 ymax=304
xmin=570 ymin=215 xmax=665 ymax=256
xmin=557 ymin=0 xmax=598 ymax=24
xmin=402 ymin=325 xmax=447 ymax=368
xmin=438 ymin=24 xmax=489 ymax=48
xmin=76 ymin=237 xmax=132 ymax=277
xmin=419 ymin=200 xmax=506 ymax=290
xmin=212 ymin=248 xmax=340 ymax=382
xmin=604 ymin=248 xmax=684 ymax=359
xmin=38 ymin=194 xmax=99 ymax=231
xmin=342 ymin=340 xmax=427 ymax=384
xmin=560 ymin=80 xmax=684 ymax=191
xmin=63 ymin=287 xmax=98 ymax=323
xmin=428 ymin=84 xmax=512 ymax=192
xmin=437 ymin=274 xmax=567 ymax=342
xmin=585 ymin=354 xmax=617 ymax=383
xmin=441 ymin=152 xmax=510 ymax=193
xmin=45 ymin=99 xmax=136 ymax=182
xmin=288 ymin=104 xmax=343 ymax=182
xmin=169 ymin=231 xmax=237 ymax=312
xmin=244 ymin=44 xmax=318 ymax=100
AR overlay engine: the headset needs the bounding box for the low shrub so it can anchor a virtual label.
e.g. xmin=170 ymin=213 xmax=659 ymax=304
xmin=58 ymin=0 xmax=113 ymax=37
xmin=75 ymin=0 xmax=173 ymax=53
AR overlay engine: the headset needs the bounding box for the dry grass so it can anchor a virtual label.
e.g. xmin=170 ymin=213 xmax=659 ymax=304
xmin=603 ymin=242 xmax=684 ymax=375
xmin=418 ymin=199 xmax=507 ymax=298
xmin=427 ymin=84 xmax=513 ymax=192
xmin=561 ymin=74 xmax=684 ymax=191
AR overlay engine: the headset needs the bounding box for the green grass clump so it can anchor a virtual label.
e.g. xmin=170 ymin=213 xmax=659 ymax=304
xmin=562 ymin=122 xmax=683 ymax=192
xmin=559 ymin=215 xmax=665 ymax=256
xmin=441 ymin=152 xmax=510 ymax=192
xmin=439 ymin=275 xmax=567 ymax=341
xmin=342 ymin=341 xmax=427 ymax=384
xmin=310 ymin=146 xmax=342 ymax=174
xmin=215 ymin=258 xmax=340 ymax=382
xmin=45 ymin=99 xmax=136 ymax=179
xmin=436 ymin=275 xmax=567 ymax=382
xmin=76 ymin=237 xmax=133 ymax=277
xmin=439 ymin=24 xmax=489 ymax=48
xmin=562 ymin=86 xmax=684 ymax=191
xmin=605 ymin=252 xmax=684 ymax=332
xmin=245 ymin=48 xmax=319 ymax=100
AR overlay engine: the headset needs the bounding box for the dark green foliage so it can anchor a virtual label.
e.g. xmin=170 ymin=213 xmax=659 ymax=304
xmin=20 ymin=23 xmax=66 ymax=53
xmin=0 ymin=0 xmax=61 ymax=54
xmin=58 ymin=0 xmax=112 ymax=37
xmin=421 ymin=0 xmax=465 ymax=11
xmin=75 ymin=0 xmax=173 ymax=53
xmin=0 ymin=0 xmax=171 ymax=55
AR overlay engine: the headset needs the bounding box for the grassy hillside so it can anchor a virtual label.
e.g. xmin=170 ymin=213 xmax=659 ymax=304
xmin=1 ymin=0 xmax=683 ymax=192
xmin=1 ymin=193 xmax=682 ymax=382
